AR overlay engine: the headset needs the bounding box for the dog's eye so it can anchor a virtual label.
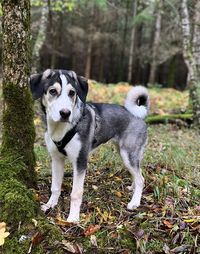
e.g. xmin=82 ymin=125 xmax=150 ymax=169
xmin=69 ymin=90 xmax=75 ymax=98
xmin=49 ymin=89 xmax=57 ymax=96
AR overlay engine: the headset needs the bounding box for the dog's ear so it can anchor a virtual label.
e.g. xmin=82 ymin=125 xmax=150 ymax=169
xmin=67 ymin=71 xmax=88 ymax=103
xmin=76 ymin=76 xmax=88 ymax=103
xmin=29 ymin=73 xmax=43 ymax=100
xmin=30 ymin=69 xmax=52 ymax=100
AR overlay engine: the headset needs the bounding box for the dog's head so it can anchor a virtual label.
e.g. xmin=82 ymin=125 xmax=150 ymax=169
xmin=30 ymin=69 xmax=88 ymax=123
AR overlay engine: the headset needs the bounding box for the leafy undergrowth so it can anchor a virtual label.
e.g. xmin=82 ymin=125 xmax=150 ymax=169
xmin=33 ymin=124 xmax=200 ymax=254
xmin=88 ymin=81 xmax=189 ymax=115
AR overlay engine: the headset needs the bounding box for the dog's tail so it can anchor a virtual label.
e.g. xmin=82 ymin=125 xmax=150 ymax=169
xmin=124 ymin=86 xmax=150 ymax=119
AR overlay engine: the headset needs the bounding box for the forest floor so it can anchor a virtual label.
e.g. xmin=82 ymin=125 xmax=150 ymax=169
xmin=0 ymin=82 xmax=200 ymax=253
xmin=33 ymin=82 xmax=200 ymax=254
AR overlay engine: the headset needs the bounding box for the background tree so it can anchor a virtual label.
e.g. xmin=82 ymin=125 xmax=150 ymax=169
xmin=180 ymin=0 xmax=200 ymax=128
xmin=149 ymin=0 xmax=163 ymax=84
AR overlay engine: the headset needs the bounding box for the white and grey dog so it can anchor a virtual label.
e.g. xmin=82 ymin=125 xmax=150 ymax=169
xmin=30 ymin=69 xmax=150 ymax=223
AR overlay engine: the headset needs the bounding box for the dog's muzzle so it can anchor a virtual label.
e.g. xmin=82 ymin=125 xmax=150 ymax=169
xmin=59 ymin=109 xmax=71 ymax=121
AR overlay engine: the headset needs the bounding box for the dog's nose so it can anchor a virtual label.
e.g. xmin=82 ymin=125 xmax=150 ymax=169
xmin=59 ymin=109 xmax=71 ymax=120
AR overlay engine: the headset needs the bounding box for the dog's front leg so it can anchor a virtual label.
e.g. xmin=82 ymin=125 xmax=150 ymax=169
xmin=67 ymin=168 xmax=86 ymax=223
xmin=41 ymin=155 xmax=64 ymax=212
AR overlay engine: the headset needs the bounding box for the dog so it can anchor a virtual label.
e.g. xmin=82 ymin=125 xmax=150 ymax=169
xmin=30 ymin=69 xmax=150 ymax=223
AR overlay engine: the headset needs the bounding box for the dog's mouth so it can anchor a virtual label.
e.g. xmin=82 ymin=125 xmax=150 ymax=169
xmin=60 ymin=118 xmax=70 ymax=123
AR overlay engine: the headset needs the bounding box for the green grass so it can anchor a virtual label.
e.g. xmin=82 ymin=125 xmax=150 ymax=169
xmin=34 ymin=124 xmax=200 ymax=254
xmin=1 ymin=81 xmax=199 ymax=253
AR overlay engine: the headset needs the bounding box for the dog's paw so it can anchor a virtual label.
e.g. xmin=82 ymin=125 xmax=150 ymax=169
xmin=127 ymin=183 xmax=135 ymax=191
xmin=127 ymin=201 xmax=140 ymax=210
xmin=41 ymin=203 xmax=52 ymax=213
xmin=66 ymin=216 xmax=79 ymax=224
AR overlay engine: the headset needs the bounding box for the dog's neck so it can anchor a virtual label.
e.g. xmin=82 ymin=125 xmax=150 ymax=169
xmin=46 ymin=118 xmax=73 ymax=142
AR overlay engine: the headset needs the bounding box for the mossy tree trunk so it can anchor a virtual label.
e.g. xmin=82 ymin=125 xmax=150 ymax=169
xmin=1 ymin=0 xmax=37 ymax=187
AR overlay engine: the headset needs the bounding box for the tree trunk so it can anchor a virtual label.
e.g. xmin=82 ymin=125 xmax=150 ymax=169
xmin=127 ymin=0 xmax=137 ymax=84
xmin=32 ymin=0 xmax=48 ymax=72
xmin=84 ymin=38 xmax=93 ymax=79
xmin=149 ymin=0 xmax=163 ymax=84
xmin=191 ymin=0 xmax=200 ymax=127
xmin=180 ymin=0 xmax=200 ymax=128
xmin=1 ymin=0 xmax=37 ymax=187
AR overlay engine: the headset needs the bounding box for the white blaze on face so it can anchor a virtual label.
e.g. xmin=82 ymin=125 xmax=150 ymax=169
xmin=44 ymin=74 xmax=76 ymax=122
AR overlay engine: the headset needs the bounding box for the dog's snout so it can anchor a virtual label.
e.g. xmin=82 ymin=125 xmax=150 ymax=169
xmin=59 ymin=109 xmax=71 ymax=120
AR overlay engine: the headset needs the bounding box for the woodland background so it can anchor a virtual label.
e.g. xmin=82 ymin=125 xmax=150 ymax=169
xmin=3 ymin=0 xmax=191 ymax=88
xmin=0 ymin=0 xmax=199 ymax=253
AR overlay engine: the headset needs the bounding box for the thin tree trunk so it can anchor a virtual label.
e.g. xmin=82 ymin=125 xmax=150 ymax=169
xmin=119 ymin=0 xmax=129 ymax=81
xmin=181 ymin=0 xmax=200 ymax=128
xmin=32 ymin=0 xmax=48 ymax=72
xmin=1 ymin=0 xmax=37 ymax=187
xmin=84 ymin=38 xmax=92 ymax=79
xmin=149 ymin=0 xmax=163 ymax=84
xmin=127 ymin=0 xmax=137 ymax=84
xmin=191 ymin=0 xmax=200 ymax=127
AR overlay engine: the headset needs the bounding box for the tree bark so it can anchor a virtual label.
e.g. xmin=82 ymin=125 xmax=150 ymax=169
xmin=191 ymin=0 xmax=200 ymax=127
xmin=1 ymin=0 xmax=37 ymax=187
xmin=127 ymin=0 xmax=137 ymax=84
xmin=84 ymin=38 xmax=93 ymax=79
xmin=149 ymin=0 xmax=163 ymax=84
xmin=180 ymin=0 xmax=200 ymax=128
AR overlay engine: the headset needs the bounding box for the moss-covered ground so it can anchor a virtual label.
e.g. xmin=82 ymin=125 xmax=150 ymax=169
xmin=0 ymin=82 xmax=199 ymax=253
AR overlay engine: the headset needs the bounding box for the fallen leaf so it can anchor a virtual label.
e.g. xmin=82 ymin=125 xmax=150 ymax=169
xmin=84 ymin=224 xmax=100 ymax=237
xmin=114 ymin=191 xmax=122 ymax=198
xmin=31 ymin=232 xmax=44 ymax=246
xmin=163 ymin=220 xmax=173 ymax=229
xmin=62 ymin=240 xmax=76 ymax=253
xmin=90 ymin=235 xmax=98 ymax=247
xmin=55 ymin=216 xmax=74 ymax=227
xmin=0 ymin=222 xmax=10 ymax=246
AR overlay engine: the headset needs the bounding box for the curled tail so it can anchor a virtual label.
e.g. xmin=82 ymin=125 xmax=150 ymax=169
xmin=124 ymin=86 xmax=150 ymax=119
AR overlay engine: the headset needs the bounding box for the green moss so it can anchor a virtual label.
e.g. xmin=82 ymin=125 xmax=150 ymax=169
xmin=146 ymin=113 xmax=193 ymax=124
xmin=1 ymin=83 xmax=37 ymax=187
xmin=3 ymin=218 xmax=64 ymax=254
xmin=0 ymin=178 xmax=37 ymax=224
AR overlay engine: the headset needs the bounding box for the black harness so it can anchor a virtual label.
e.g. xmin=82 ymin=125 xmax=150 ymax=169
xmin=52 ymin=125 xmax=78 ymax=156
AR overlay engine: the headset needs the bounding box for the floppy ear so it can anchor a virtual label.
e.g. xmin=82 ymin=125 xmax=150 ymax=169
xmin=67 ymin=71 xmax=88 ymax=102
xmin=76 ymin=76 xmax=88 ymax=103
xmin=29 ymin=69 xmax=52 ymax=100
xmin=29 ymin=73 xmax=43 ymax=100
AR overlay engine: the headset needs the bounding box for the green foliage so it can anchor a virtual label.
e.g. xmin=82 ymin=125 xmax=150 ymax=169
xmin=133 ymin=7 xmax=154 ymax=25
xmin=31 ymin=0 xmax=76 ymax=12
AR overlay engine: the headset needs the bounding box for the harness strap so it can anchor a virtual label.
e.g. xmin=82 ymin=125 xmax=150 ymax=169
xmin=52 ymin=125 xmax=77 ymax=156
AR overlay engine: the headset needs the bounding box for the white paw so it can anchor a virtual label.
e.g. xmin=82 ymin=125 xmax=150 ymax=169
xmin=127 ymin=183 xmax=135 ymax=191
xmin=66 ymin=216 xmax=79 ymax=224
xmin=41 ymin=195 xmax=59 ymax=212
xmin=41 ymin=203 xmax=52 ymax=212
xmin=127 ymin=200 xmax=140 ymax=210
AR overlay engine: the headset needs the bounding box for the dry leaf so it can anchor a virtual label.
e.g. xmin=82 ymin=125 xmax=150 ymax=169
xmin=114 ymin=191 xmax=122 ymax=197
xmin=163 ymin=220 xmax=173 ymax=229
xmin=90 ymin=235 xmax=98 ymax=247
xmin=62 ymin=240 xmax=76 ymax=253
xmin=32 ymin=232 xmax=44 ymax=246
xmin=55 ymin=216 xmax=74 ymax=226
xmin=0 ymin=222 xmax=10 ymax=246
xmin=84 ymin=224 xmax=100 ymax=237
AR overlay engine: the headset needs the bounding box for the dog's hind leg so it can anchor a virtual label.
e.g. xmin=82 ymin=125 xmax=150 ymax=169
xmin=120 ymin=148 xmax=144 ymax=210
xmin=67 ymin=168 xmax=86 ymax=223
xmin=41 ymin=155 xmax=65 ymax=212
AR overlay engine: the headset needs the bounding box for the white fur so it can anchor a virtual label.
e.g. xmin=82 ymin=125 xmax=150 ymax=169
xmin=124 ymin=86 xmax=149 ymax=119
xmin=120 ymin=149 xmax=144 ymax=209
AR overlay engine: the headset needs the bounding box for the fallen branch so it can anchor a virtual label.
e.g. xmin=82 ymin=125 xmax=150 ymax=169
xmin=146 ymin=113 xmax=193 ymax=124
